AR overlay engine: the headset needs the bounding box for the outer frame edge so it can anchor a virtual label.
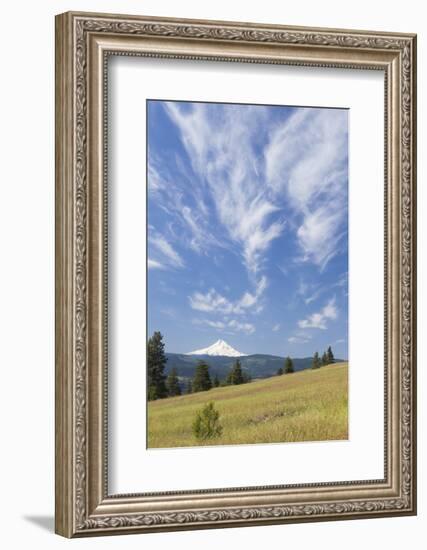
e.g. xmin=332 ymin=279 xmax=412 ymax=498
xmin=54 ymin=10 xmax=417 ymax=537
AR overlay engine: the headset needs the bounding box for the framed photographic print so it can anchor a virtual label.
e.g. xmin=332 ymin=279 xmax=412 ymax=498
xmin=55 ymin=11 xmax=417 ymax=537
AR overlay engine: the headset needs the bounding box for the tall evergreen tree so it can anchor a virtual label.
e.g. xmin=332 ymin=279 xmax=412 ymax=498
xmin=226 ymin=358 xmax=245 ymax=385
xmin=284 ymin=356 xmax=294 ymax=374
xmin=192 ymin=361 xmax=212 ymax=392
xmin=147 ymin=331 xmax=168 ymax=400
xmin=321 ymin=351 xmax=328 ymax=366
xmin=166 ymin=367 xmax=181 ymax=397
xmin=312 ymin=351 xmax=321 ymax=369
xmin=327 ymin=346 xmax=335 ymax=364
xmin=186 ymin=380 xmax=193 ymax=394
xmin=213 ymin=374 xmax=220 ymax=388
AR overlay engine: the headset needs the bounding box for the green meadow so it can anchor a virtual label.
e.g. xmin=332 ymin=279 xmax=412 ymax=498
xmin=147 ymin=362 xmax=348 ymax=448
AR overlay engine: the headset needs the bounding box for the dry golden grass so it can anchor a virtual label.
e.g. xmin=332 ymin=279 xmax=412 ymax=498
xmin=147 ymin=362 xmax=348 ymax=448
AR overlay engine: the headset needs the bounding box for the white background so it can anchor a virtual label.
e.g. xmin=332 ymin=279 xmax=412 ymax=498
xmin=0 ymin=1 xmax=424 ymax=549
xmin=110 ymin=59 xmax=384 ymax=493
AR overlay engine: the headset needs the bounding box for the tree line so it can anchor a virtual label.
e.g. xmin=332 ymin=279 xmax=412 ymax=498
xmin=147 ymin=331 xmax=337 ymax=401
xmin=276 ymin=356 xmax=295 ymax=376
xmin=311 ymin=346 xmax=335 ymax=369
xmin=147 ymin=332 xmax=251 ymax=401
xmin=187 ymin=357 xmax=251 ymax=395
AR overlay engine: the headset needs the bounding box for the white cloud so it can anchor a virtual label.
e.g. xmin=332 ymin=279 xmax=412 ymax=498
xmin=194 ymin=318 xmax=255 ymax=335
xmin=265 ymin=108 xmax=348 ymax=269
xmin=228 ymin=319 xmax=255 ymax=335
xmin=147 ymin=159 xmax=164 ymax=193
xmin=164 ymin=102 xmax=285 ymax=274
xmin=189 ymin=290 xmax=232 ymax=314
xmin=322 ymin=299 xmax=338 ymax=320
xmin=297 ymin=206 xmax=346 ymax=269
xmin=299 ymin=314 xmax=326 ymax=330
xmin=297 ymin=273 xmax=348 ymax=305
xmin=148 ymin=229 xmax=184 ymax=270
xmin=148 ymin=155 xmax=218 ymax=255
xmin=147 ymin=258 xmax=164 ymax=270
xmin=272 ymin=324 xmax=281 ymax=332
xmin=181 ymin=205 xmax=210 ymax=253
xmin=201 ymin=320 xmax=226 ymax=330
xmin=334 ymin=272 xmax=348 ymax=288
xmin=296 ymin=279 xmax=323 ymax=305
xmin=305 ymin=289 xmax=322 ymax=305
xmin=298 ymin=298 xmax=338 ymax=330
xmin=238 ymin=276 xmax=268 ymax=309
xmin=288 ymin=333 xmax=311 ymax=344
xmin=189 ymin=276 xmax=267 ymax=315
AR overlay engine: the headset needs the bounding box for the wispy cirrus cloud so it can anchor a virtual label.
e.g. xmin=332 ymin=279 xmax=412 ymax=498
xmin=228 ymin=319 xmax=256 ymax=335
xmin=194 ymin=318 xmax=255 ymax=335
xmin=195 ymin=319 xmax=226 ymax=330
xmin=265 ymin=108 xmax=348 ymax=269
xmin=297 ymin=279 xmax=324 ymax=306
xmin=288 ymin=332 xmax=312 ymax=344
xmin=148 ymin=228 xmax=184 ymax=270
xmin=296 ymin=273 xmax=348 ymax=305
xmin=148 ymin=156 xmax=219 ymax=255
xmin=298 ymin=297 xmax=338 ymax=330
xmin=164 ymin=102 xmax=285 ymax=274
xmin=305 ymin=289 xmax=323 ymax=305
xmin=272 ymin=323 xmax=281 ymax=332
xmin=189 ymin=276 xmax=267 ymax=315
xmin=147 ymin=258 xmax=165 ymax=270
xmin=147 ymin=159 xmax=164 ymax=193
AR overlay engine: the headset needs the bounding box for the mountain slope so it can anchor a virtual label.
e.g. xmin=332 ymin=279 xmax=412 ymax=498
xmin=148 ymin=362 xmax=349 ymax=448
xmin=165 ymin=352 xmax=324 ymax=381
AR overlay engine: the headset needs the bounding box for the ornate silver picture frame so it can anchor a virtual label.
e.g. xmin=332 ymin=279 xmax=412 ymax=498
xmin=55 ymin=11 xmax=417 ymax=537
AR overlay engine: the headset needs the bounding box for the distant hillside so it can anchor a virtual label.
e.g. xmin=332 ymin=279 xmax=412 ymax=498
xmin=148 ymin=362 xmax=349 ymax=448
xmin=164 ymin=352 xmax=337 ymax=381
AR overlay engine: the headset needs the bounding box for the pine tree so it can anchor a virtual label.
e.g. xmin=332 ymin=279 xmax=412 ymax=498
xmin=192 ymin=402 xmax=223 ymax=441
xmin=327 ymin=346 xmax=335 ymax=364
xmin=213 ymin=374 xmax=220 ymax=388
xmin=147 ymin=331 xmax=168 ymax=400
xmin=186 ymin=380 xmax=193 ymax=394
xmin=277 ymin=367 xmax=284 ymax=376
xmin=192 ymin=361 xmax=212 ymax=392
xmin=233 ymin=358 xmax=244 ymax=384
xmin=321 ymin=351 xmax=328 ymax=366
xmin=284 ymin=356 xmax=294 ymax=374
xmin=166 ymin=367 xmax=181 ymax=397
xmin=226 ymin=359 xmax=245 ymax=385
xmin=312 ymin=351 xmax=321 ymax=369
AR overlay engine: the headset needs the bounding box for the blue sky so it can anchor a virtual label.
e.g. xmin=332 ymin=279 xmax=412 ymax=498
xmin=147 ymin=100 xmax=348 ymax=359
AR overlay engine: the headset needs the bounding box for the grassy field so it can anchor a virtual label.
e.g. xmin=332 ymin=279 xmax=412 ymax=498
xmin=147 ymin=362 xmax=348 ymax=448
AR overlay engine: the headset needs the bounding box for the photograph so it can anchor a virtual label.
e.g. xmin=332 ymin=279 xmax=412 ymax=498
xmin=146 ymin=99 xmax=349 ymax=448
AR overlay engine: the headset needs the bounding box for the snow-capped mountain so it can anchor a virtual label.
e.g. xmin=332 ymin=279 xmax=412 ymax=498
xmin=186 ymin=339 xmax=247 ymax=357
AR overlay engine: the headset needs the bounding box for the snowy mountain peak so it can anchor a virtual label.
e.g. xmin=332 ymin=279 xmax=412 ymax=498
xmin=186 ymin=339 xmax=247 ymax=357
